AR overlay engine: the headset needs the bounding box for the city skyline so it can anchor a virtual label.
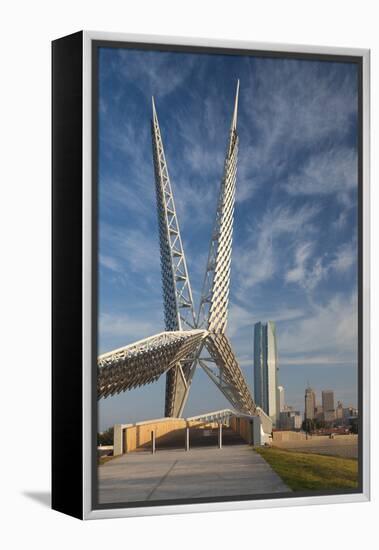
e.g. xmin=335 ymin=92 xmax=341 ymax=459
xmin=97 ymin=47 xmax=358 ymax=430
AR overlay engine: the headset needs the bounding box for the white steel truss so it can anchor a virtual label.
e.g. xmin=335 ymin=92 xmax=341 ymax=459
xmin=200 ymin=333 xmax=256 ymax=415
xmin=98 ymin=81 xmax=257 ymax=419
xmin=151 ymin=97 xmax=196 ymax=332
xmin=187 ymin=408 xmax=259 ymax=424
xmin=197 ymin=80 xmax=239 ymax=334
xmin=98 ymin=330 xmax=206 ymax=399
xmin=151 ymin=98 xmax=198 ymax=416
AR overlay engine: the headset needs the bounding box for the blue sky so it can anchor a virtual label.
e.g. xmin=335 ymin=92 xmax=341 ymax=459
xmin=97 ymin=46 xmax=359 ymax=431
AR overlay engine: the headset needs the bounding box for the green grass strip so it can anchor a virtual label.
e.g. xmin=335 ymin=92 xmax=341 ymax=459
xmin=255 ymin=446 xmax=358 ymax=491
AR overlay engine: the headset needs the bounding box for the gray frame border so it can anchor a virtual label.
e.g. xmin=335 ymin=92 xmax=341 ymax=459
xmin=82 ymin=31 xmax=370 ymax=520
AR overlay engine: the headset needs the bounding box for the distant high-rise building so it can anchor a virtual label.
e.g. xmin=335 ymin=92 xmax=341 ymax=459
xmin=279 ymin=410 xmax=302 ymax=430
xmin=324 ymin=410 xmax=336 ymax=423
xmin=343 ymin=406 xmax=358 ymax=425
xmin=315 ymin=405 xmax=324 ymax=420
xmin=304 ymin=387 xmax=316 ymax=420
xmin=254 ymin=321 xmax=279 ymax=424
xmin=277 ymin=385 xmax=285 ymax=412
xmin=322 ymin=390 xmax=334 ymax=412
xmin=336 ymin=401 xmax=344 ymax=421
xmin=322 ymin=390 xmax=335 ymax=423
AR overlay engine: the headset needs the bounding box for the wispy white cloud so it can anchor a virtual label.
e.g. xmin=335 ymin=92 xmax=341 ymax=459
xmin=236 ymin=144 xmax=261 ymax=203
xmin=285 ymin=239 xmax=356 ymax=291
xmin=284 ymin=147 xmax=357 ymax=198
xmin=100 ymin=223 xmax=160 ymax=280
xmin=100 ymin=176 xmax=156 ymax=221
xmin=285 ymin=242 xmax=313 ymax=285
xmin=117 ymin=50 xmax=196 ymax=99
xmin=234 ymin=59 xmax=358 ymax=209
xmin=278 ymin=292 xmax=358 ymax=358
xmin=332 ymin=209 xmax=349 ymax=230
xmin=331 ymin=241 xmax=356 ymax=273
xmin=99 ymin=254 xmax=121 ymax=272
xmin=233 ymin=203 xmax=320 ymax=291
xmin=243 ymin=58 xmax=357 ymax=158
xmin=99 ymin=312 xmax=161 ymax=353
xmin=173 ymin=175 xmax=218 ymax=232
xmin=285 ymin=243 xmax=328 ymax=292
xmin=228 ymin=302 xmax=305 ymax=338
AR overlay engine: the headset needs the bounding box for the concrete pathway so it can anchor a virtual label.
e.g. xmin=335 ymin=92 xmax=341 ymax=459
xmin=98 ymin=445 xmax=291 ymax=504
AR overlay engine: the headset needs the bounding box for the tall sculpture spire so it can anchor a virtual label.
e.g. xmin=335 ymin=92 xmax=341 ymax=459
xmin=151 ymin=97 xmax=196 ymax=331
xmin=197 ymin=80 xmax=240 ymax=333
xmin=151 ymin=98 xmax=197 ymax=417
xmin=97 ymin=82 xmax=257 ymax=421
xmin=229 ymin=78 xmax=239 ymax=151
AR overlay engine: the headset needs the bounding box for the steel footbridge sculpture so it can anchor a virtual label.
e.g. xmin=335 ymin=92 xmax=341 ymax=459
xmin=98 ymin=81 xmax=258 ymax=419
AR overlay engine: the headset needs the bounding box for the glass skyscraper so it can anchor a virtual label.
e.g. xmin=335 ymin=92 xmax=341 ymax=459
xmin=254 ymin=321 xmax=279 ymax=425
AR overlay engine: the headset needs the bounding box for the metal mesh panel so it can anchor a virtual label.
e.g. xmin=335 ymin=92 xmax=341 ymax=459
xmin=98 ymin=330 xmax=205 ymax=399
xmin=197 ymin=81 xmax=239 ymax=334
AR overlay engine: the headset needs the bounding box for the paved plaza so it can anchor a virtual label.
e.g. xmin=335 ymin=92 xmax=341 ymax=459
xmin=98 ymin=444 xmax=291 ymax=504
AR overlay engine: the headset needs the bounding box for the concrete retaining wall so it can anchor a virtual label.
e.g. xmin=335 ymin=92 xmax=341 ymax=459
xmin=230 ymin=417 xmax=252 ymax=444
xmin=230 ymin=416 xmax=271 ymax=445
xmin=114 ymin=418 xmax=218 ymax=455
xmin=272 ymin=430 xmax=307 ymax=442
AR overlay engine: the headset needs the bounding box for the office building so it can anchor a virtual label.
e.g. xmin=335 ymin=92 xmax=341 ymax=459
xmin=324 ymin=409 xmax=336 ymax=423
xmin=279 ymin=410 xmax=302 ymax=430
xmin=322 ymin=390 xmax=334 ymax=412
xmin=336 ymin=401 xmax=344 ymax=421
xmin=304 ymin=387 xmax=316 ymax=420
xmin=254 ymin=321 xmax=279 ymax=425
xmin=315 ymin=405 xmax=324 ymax=420
xmin=343 ymin=406 xmax=358 ymax=425
xmin=277 ymin=385 xmax=285 ymax=412
xmin=322 ymin=390 xmax=335 ymax=423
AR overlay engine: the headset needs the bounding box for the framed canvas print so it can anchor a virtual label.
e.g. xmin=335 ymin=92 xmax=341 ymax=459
xmin=52 ymin=31 xmax=370 ymax=520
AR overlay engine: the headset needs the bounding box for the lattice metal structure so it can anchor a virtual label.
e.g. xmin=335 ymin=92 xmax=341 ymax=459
xmin=151 ymin=98 xmax=198 ymax=416
xmin=197 ymin=80 xmax=239 ymax=335
xmin=98 ymin=330 xmax=206 ymax=399
xmin=98 ymin=81 xmax=257 ymax=419
xmin=201 ymin=333 xmax=255 ymax=414
xmin=151 ymin=98 xmax=196 ymax=332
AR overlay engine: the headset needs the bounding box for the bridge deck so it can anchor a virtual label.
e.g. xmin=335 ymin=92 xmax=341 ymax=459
xmin=98 ymin=445 xmax=291 ymax=504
